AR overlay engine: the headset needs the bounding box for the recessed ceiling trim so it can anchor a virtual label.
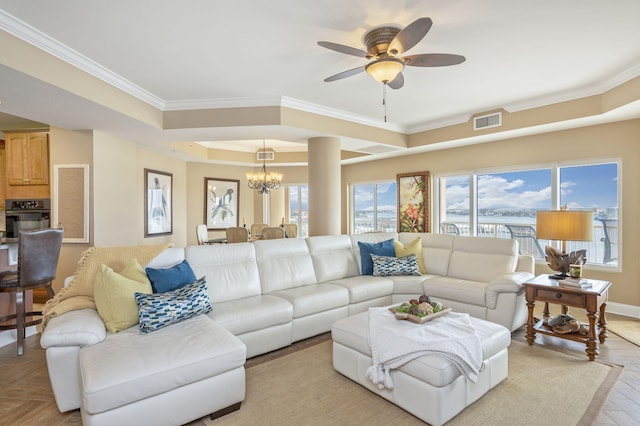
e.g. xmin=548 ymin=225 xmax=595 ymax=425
xmin=166 ymin=96 xmax=408 ymax=133
xmin=164 ymin=96 xmax=283 ymax=111
xmin=280 ymin=96 xmax=406 ymax=133
xmin=405 ymin=112 xmax=474 ymax=134
xmin=503 ymin=62 xmax=640 ymax=113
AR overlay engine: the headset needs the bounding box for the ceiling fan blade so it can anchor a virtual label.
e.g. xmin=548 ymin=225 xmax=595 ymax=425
xmin=403 ymin=53 xmax=466 ymax=67
xmin=324 ymin=66 xmax=366 ymax=82
xmin=317 ymin=41 xmax=369 ymax=58
xmin=388 ymin=17 xmax=433 ymax=56
xmin=388 ymin=72 xmax=404 ymax=90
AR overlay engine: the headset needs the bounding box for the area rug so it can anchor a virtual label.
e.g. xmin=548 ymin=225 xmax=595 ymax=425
xmin=205 ymin=339 xmax=621 ymax=425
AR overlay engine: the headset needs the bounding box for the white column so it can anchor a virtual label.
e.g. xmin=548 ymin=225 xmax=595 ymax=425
xmin=262 ymin=193 xmax=269 ymax=225
xmin=308 ymin=137 xmax=341 ymax=236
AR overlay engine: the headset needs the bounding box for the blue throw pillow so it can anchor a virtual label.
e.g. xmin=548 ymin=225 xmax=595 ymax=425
xmin=358 ymin=239 xmax=395 ymax=275
xmin=135 ymin=277 xmax=212 ymax=334
xmin=145 ymin=259 xmax=197 ymax=293
xmin=371 ymin=254 xmax=422 ymax=277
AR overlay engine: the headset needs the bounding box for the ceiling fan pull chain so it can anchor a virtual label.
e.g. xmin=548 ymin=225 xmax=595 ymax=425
xmin=383 ymin=83 xmax=387 ymax=122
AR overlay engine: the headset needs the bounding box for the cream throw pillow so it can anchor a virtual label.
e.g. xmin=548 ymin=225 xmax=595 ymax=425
xmin=394 ymin=237 xmax=426 ymax=274
xmin=94 ymin=259 xmax=153 ymax=333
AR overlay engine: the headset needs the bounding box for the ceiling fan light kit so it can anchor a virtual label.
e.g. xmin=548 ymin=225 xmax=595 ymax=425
xmin=365 ymin=58 xmax=405 ymax=84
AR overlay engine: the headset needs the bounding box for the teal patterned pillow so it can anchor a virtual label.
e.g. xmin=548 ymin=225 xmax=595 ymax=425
xmin=371 ymin=254 xmax=422 ymax=277
xmin=135 ymin=277 xmax=212 ymax=334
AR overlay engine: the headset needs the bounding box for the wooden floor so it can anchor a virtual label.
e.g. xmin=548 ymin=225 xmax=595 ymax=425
xmin=0 ymin=313 xmax=638 ymax=425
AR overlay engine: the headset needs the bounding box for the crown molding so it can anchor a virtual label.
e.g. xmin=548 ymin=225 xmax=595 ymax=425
xmin=0 ymin=9 xmax=164 ymax=109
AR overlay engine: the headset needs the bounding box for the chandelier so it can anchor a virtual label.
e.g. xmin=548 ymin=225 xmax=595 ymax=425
xmin=246 ymin=140 xmax=283 ymax=194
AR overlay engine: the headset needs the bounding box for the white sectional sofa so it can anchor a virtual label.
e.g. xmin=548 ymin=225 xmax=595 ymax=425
xmin=40 ymin=232 xmax=534 ymax=424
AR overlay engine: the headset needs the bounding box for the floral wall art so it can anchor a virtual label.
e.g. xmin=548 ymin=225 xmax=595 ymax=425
xmin=205 ymin=177 xmax=239 ymax=230
xmin=396 ymin=171 xmax=430 ymax=233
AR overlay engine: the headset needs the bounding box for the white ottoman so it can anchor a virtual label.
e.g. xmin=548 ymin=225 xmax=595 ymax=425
xmin=331 ymin=311 xmax=511 ymax=426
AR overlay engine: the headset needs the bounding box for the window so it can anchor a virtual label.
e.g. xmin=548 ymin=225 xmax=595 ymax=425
xmin=439 ymin=175 xmax=470 ymax=236
xmin=351 ymin=182 xmax=397 ymax=234
xmin=435 ymin=161 xmax=619 ymax=266
xmin=560 ymin=163 xmax=618 ymax=265
xmin=288 ymin=185 xmax=308 ymax=237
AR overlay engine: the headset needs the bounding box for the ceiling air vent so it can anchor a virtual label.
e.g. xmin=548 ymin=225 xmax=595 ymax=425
xmin=473 ymin=112 xmax=502 ymax=131
xmin=257 ymin=150 xmax=275 ymax=161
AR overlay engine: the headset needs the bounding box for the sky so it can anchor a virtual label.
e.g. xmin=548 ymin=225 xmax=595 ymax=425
xmin=445 ymin=163 xmax=618 ymax=211
xmin=349 ymin=162 xmax=618 ymax=214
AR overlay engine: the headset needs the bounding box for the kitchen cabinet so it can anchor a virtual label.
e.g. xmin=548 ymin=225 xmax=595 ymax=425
xmin=5 ymin=132 xmax=49 ymax=185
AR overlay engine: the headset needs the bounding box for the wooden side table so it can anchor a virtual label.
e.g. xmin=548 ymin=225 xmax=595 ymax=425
xmin=523 ymin=274 xmax=611 ymax=361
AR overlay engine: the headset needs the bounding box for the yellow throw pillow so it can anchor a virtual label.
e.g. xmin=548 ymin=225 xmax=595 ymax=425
xmin=394 ymin=237 xmax=426 ymax=274
xmin=94 ymin=259 xmax=153 ymax=333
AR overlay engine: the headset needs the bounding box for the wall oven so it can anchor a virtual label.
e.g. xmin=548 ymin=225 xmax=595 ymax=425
xmin=4 ymin=199 xmax=51 ymax=241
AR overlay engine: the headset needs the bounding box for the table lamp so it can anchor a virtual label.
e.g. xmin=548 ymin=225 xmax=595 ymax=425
xmin=535 ymin=207 xmax=593 ymax=279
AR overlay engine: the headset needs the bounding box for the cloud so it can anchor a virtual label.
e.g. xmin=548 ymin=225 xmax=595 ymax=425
xmin=445 ymin=174 xmax=553 ymax=210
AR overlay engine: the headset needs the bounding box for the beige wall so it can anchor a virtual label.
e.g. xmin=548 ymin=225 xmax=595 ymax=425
xmin=48 ymin=130 xmax=188 ymax=292
xmin=93 ymin=131 xmax=138 ymax=246
xmin=49 ymin=127 xmax=93 ymax=292
xmin=343 ymin=118 xmax=640 ymax=308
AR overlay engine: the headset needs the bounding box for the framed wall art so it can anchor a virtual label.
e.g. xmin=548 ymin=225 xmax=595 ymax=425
xmin=396 ymin=171 xmax=430 ymax=233
xmin=144 ymin=168 xmax=173 ymax=237
xmin=204 ymin=177 xmax=239 ymax=230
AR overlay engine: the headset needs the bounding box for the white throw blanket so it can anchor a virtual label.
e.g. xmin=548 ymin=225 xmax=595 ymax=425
xmin=366 ymin=307 xmax=484 ymax=390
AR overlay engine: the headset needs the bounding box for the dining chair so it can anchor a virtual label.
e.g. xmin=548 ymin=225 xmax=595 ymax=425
xmin=226 ymin=227 xmax=249 ymax=243
xmin=260 ymin=227 xmax=286 ymax=240
xmin=196 ymin=224 xmax=210 ymax=245
xmin=250 ymin=224 xmax=268 ymax=239
xmin=0 ymin=228 xmax=64 ymax=356
xmin=283 ymin=223 xmax=298 ymax=238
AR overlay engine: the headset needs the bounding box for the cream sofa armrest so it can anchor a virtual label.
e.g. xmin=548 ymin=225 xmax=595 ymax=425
xmin=41 ymin=309 xmax=107 ymax=348
xmin=515 ymin=255 xmax=535 ymax=274
xmin=486 ymin=272 xmax=534 ymax=309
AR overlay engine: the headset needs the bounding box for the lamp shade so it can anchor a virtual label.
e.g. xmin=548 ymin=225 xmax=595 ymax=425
xmin=365 ymin=58 xmax=405 ymax=83
xmin=535 ymin=210 xmax=594 ymax=242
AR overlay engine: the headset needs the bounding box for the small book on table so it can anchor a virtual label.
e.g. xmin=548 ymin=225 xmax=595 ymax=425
xmin=559 ymin=277 xmax=592 ymax=288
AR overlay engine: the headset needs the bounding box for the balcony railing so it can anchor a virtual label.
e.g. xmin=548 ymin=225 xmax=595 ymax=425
xmin=353 ymin=218 xmax=618 ymax=266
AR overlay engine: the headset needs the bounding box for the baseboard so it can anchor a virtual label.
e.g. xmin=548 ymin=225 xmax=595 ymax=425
xmin=0 ymin=326 xmax=37 ymax=348
xmin=607 ymin=301 xmax=640 ymax=319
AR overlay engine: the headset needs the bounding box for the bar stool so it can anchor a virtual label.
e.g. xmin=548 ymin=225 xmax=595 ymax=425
xmin=0 ymin=228 xmax=64 ymax=356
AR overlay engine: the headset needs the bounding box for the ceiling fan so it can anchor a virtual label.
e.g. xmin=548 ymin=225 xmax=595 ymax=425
xmin=318 ymin=17 xmax=465 ymax=89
